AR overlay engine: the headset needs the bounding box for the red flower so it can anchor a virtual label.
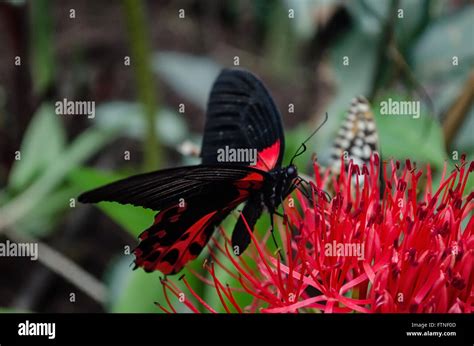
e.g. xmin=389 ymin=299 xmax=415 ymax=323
xmin=159 ymin=155 xmax=473 ymax=313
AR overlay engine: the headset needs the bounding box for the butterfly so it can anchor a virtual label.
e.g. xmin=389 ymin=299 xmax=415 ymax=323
xmin=328 ymin=96 xmax=380 ymax=174
xmin=79 ymin=69 xmax=318 ymax=275
xmin=323 ymin=95 xmax=383 ymax=199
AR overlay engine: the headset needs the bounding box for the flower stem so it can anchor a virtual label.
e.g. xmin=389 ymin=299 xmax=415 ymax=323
xmin=443 ymin=70 xmax=474 ymax=149
xmin=122 ymin=0 xmax=162 ymax=171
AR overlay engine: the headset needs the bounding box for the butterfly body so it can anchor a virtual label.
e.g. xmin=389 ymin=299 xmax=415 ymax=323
xmin=262 ymin=164 xmax=298 ymax=212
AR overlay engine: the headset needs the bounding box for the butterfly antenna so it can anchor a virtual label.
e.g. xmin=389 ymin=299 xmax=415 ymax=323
xmin=290 ymin=112 xmax=328 ymax=165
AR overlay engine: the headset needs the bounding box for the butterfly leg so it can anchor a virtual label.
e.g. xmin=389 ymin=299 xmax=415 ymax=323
xmin=269 ymin=213 xmax=282 ymax=257
xmin=279 ymin=193 xmax=289 ymax=224
xmin=295 ymin=176 xmax=332 ymax=203
xmin=274 ymin=211 xmax=285 ymax=218
xmin=291 ymin=177 xmax=312 ymax=203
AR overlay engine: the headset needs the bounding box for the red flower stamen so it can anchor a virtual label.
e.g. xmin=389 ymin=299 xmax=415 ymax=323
xmin=160 ymin=155 xmax=473 ymax=313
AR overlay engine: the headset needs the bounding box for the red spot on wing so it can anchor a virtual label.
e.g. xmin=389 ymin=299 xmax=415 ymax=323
xmin=239 ymin=172 xmax=264 ymax=182
xmin=234 ymin=174 xmax=264 ymax=199
xmin=155 ymin=210 xmax=218 ymax=275
xmin=255 ymin=139 xmax=280 ymax=171
xmin=134 ymin=189 xmax=253 ymax=275
xmin=135 ymin=208 xmax=219 ymax=275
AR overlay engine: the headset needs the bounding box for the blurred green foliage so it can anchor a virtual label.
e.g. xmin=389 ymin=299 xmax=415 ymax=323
xmin=0 ymin=0 xmax=472 ymax=313
xmin=372 ymin=93 xmax=446 ymax=169
xmin=8 ymin=104 xmax=66 ymax=193
xmin=1 ymin=104 xmax=116 ymax=237
xmin=68 ymin=168 xmax=156 ymax=238
xmin=30 ymin=0 xmax=55 ymax=93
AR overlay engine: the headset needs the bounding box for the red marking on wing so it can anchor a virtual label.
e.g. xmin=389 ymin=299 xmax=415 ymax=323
xmin=158 ymin=211 xmax=218 ymax=275
xmin=135 ymin=208 xmax=219 ymax=275
xmin=255 ymin=139 xmax=281 ymax=172
xmin=232 ymin=170 xmax=265 ymax=201
xmin=134 ymin=181 xmax=261 ymax=274
xmin=133 ymin=168 xmax=268 ymax=275
xmin=239 ymin=171 xmax=265 ymax=182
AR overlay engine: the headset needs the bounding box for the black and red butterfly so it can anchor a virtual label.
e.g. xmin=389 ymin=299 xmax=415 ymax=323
xmin=79 ymin=69 xmax=316 ymax=275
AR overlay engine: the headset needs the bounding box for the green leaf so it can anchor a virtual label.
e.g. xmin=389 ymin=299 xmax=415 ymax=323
xmin=412 ymin=7 xmax=474 ymax=81
xmin=0 ymin=307 xmax=30 ymax=313
xmin=262 ymin=0 xmax=297 ymax=78
xmin=8 ymin=103 xmax=65 ymax=192
xmin=152 ymin=52 xmax=221 ymax=110
xmin=452 ymin=106 xmax=474 ymax=154
xmin=94 ymin=102 xmax=188 ymax=146
xmin=283 ymin=0 xmax=338 ymax=40
xmin=15 ymin=185 xmax=80 ymax=237
xmin=157 ymin=109 xmax=188 ymax=146
xmin=430 ymin=73 xmax=471 ymax=117
xmin=30 ymin=0 xmax=55 ymax=93
xmin=345 ymin=0 xmax=388 ymax=35
xmin=346 ymin=0 xmax=430 ymax=48
xmin=315 ymin=26 xmax=377 ymax=164
xmin=68 ymin=167 xmax=155 ymax=237
xmin=106 ymin=253 xmax=207 ymax=313
xmin=0 ymin=128 xmax=116 ymax=230
xmin=372 ymin=94 xmax=446 ymax=169
xmin=409 ymin=8 xmax=474 ymax=118
xmin=106 ymin=256 xmax=163 ymax=313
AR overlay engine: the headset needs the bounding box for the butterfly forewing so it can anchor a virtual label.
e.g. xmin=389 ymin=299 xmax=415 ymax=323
xmin=201 ymin=69 xmax=285 ymax=171
xmin=78 ymin=165 xmax=266 ymax=211
xmin=200 ymin=69 xmax=286 ymax=255
xmin=329 ymin=96 xmax=379 ymax=173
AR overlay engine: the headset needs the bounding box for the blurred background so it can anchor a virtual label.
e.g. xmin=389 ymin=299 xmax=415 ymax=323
xmin=0 ymin=0 xmax=472 ymax=312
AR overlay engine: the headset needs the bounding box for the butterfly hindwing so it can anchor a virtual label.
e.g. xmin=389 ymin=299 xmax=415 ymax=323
xmin=136 ymin=188 xmax=248 ymax=274
xmin=201 ymin=68 xmax=285 ymax=171
xmin=329 ymin=96 xmax=379 ymax=173
xmin=200 ymin=69 xmax=286 ymax=252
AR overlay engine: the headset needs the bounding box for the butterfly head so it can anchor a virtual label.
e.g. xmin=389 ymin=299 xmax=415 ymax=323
xmin=280 ymin=164 xmax=299 ymax=199
xmin=286 ymin=164 xmax=298 ymax=179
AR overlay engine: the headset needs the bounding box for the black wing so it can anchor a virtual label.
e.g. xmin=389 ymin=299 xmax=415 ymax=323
xmin=78 ymin=165 xmax=267 ymax=212
xmin=201 ymin=68 xmax=285 ymax=171
xmin=231 ymin=195 xmax=264 ymax=256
